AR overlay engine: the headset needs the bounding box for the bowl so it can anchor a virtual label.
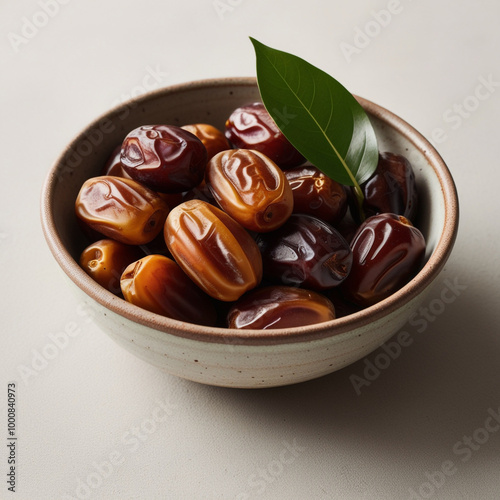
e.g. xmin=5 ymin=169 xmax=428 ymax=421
xmin=40 ymin=77 xmax=459 ymax=389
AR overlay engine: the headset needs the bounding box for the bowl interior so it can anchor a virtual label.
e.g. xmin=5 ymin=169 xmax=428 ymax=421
xmin=41 ymin=78 xmax=458 ymax=344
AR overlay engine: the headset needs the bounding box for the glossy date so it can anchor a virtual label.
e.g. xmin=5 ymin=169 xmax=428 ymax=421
xmin=181 ymin=123 xmax=231 ymax=160
xmin=205 ymin=149 xmax=293 ymax=232
xmin=342 ymin=213 xmax=426 ymax=307
xmin=355 ymin=152 xmax=418 ymax=221
xmin=256 ymin=214 xmax=353 ymax=290
xmin=79 ymin=238 xmax=143 ymax=294
xmin=225 ymin=102 xmax=305 ymax=168
xmin=164 ymin=199 xmax=263 ymax=301
xmin=227 ymin=285 xmax=336 ymax=329
xmin=120 ymin=124 xmax=207 ymax=193
xmin=120 ymin=254 xmax=216 ymax=326
xmin=75 ymin=176 xmax=169 ymax=245
xmin=285 ymin=165 xmax=348 ymax=225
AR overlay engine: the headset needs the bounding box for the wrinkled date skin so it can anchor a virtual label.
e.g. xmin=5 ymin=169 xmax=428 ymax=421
xmin=285 ymin=165 xmax=348 ymax=225
xmin=227 ymin=286 xmax=336 ymax=329
xmin=181 ymin=123 xmax=231 ymax=160
xmin=205 ymin=149 xmax=294 ymax=232
xmin=103 ymin=145 xmax=183 ymax=209
xmin=102 ymin=145 xmax=131 ymax=178
xmin=225 ymin=102 xmax=305 ymax=169
xmin=342 ymin=213 xmax=426 ymax=307
xmin=256 ymin=214 xmax=353 ymax=290
xmin=120 ymin=254 xmax=216 ymax=326
xmin=75 ymin=176 xmax=169 ymax=245
xmin=164 ymin=199 xmax=263 ymax=301
xmin=120 ymin=124 xmax=207 ymax=193
xmin=79 ymin=239 xmax=143 ymax=294
xmin=353 ymin=152 xmax=418 ymax=221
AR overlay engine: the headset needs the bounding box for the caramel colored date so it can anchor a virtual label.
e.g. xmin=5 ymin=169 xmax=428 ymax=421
xmin=227 ymin=286 xmax=336 ymax=329
xmin=164 ymin=199 xmax=262 ymax=301
xmin=120 ymin=124 xmax=207 ymax=193
xmin=121 ymin=254 xmax=216 ymax=326
xmin=225 ymin=102 xmax=305 ymax=168
xmin=181 ymin=123 xmax=231 ymax=160
xmin=79 ymin=239 xmax=143 ymax=294
xmin=75 ymin=176 xmax=169 ymax=245
xmin=342 ymin=213 xmax=426 ymax=307
xmin=205 ymin=149 xmax=293 ymax=232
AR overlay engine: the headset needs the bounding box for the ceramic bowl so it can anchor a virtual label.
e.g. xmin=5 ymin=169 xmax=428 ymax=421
xmin=40 ymin=78 xmax=459 ymax=388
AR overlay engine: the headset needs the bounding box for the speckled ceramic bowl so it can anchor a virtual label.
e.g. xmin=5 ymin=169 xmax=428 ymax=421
xmin=40 ymin=78 xmax=459 ymax=388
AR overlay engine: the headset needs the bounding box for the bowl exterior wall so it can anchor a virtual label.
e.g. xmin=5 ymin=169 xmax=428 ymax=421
xmin=76 ymin=283 xmax=435 ymax=388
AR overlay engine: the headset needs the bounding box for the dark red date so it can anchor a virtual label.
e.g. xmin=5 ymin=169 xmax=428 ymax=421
xmin=225 ymin=102 xmax=305 ymax=168
xmin=120 ymin=124 xmax=207 ymax=193
xmin=284 ymin=165 xmax=348 ymax=225
xmin=353 ymin=152 xmax=418 ymax=221
xmin=342 ymin=213 xmax=426 ymax=307
xmin=227 ymin=286 xmax=336 ymax=329
xmin=102 ymin=145 xmax=131 ymax=178
xmin=256 ymin=214 xmax=353 ymax=290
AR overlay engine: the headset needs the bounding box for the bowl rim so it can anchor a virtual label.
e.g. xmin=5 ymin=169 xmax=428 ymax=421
xmin=40 ymin=77 xmax=459 ymax=346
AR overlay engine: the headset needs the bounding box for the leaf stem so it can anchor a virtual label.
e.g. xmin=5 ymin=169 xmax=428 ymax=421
xmin=352 ymin=181 xmax=366 ymax=222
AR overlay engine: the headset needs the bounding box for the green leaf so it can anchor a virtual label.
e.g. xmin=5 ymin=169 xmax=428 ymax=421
xmin=250 ymin=37 xmax=378 ymax=187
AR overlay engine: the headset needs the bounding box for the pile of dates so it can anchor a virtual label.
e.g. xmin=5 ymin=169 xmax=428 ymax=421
xmin=75 ymin=102 xmax=426 ymax=330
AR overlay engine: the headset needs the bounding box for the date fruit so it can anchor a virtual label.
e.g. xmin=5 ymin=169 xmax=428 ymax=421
xmin=225 ymin=102 xmax=305 ymax=168
xmin=164 ymin=199 xmax=263 ymax=301
xmin=284 ymin=165 xmax=347 ymax=225
xmin=342 ymin=213 xmax=426 ymax=307
xmin=102 ymin=145 xmax=131 ymax=178
xmin=79 ymin=239 xmax=143 ymax=294
xmin=227 ymin=286 xmax=336 ymax=329
xmin=257 ymin=214 xmax=352 ymax=290
xmin=75 ymin=176 xmax=169 ymax=245
xmin=181 ymin=123 xmax=231 ymax=160
xmin=354 ymin=152 xmax=418 ymax=221
xmin=205 ymin=149 xmax=293 ymax=232
xmin=120 ymin=254 xmax=216 ymax=326
xmin=120 ymin=124 xmax=207 ymax=193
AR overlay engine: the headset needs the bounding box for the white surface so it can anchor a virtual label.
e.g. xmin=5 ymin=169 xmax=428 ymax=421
xmin=1 ymin=1 xmax=499 ymax=499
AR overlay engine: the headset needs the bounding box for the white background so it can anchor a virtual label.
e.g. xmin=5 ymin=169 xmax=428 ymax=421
xmin=1 ymin=0 xmax=500 ymax=499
